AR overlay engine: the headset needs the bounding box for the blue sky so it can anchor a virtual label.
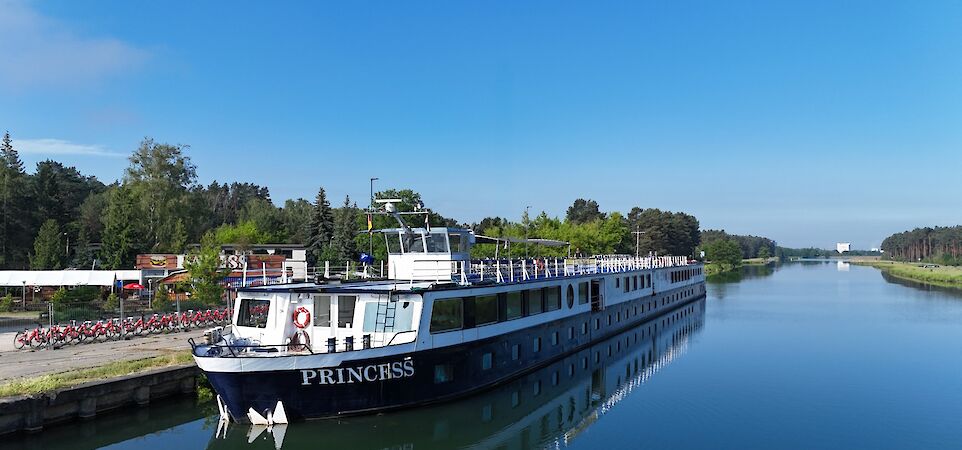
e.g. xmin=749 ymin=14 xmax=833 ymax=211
xmin=2 ymin=0 xmax=961 ymax=248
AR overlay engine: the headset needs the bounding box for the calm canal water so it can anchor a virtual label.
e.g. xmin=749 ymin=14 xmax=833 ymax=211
xmin=7 ymin=261 xmax=962 ymax=450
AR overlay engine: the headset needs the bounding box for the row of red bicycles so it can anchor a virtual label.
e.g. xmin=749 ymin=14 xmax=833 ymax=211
xmin=14 ymin=307 xmax=233 ymax=350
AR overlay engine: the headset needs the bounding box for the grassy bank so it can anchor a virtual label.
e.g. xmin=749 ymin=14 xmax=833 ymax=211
xmin=853 ymin=260 xmax=962 ymax=288
xmin=705 ymin=262 xmax=737 ymax=276
xmin=0 ymin=351 xmax=194 ymax=398
xmin=706 ymin=258 xmax=775 ymax=276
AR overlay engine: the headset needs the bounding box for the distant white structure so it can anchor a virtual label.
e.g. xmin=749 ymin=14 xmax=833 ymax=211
xmin=836 ymin=242 xmax=851 ymax=253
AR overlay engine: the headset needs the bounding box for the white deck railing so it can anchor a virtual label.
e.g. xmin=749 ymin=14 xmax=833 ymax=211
xmin=408 ymin=255 xmax=694 ymax=285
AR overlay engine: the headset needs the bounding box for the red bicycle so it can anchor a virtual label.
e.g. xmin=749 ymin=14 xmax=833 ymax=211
xmin=14 ymin=327 xmax=46 ymax=349
xmin=78 ymin=320 xmax=113 ymax=343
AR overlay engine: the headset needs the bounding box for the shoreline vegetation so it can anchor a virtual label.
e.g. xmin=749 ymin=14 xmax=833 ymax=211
xmin=705 ymin=257 xmax=777 ymax=276
xmin=852 ymin=260 xmax=962 ymax=289
xmin=0 ymin=351 xmax=193 ymax=398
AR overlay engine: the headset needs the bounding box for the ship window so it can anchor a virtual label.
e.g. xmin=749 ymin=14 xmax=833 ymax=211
xmin=533 ymin=380 xmax=541 ymax=396
xmin=512 ymin=344 xmax=520 ymax=360
xmin=533 ymin=337 xmax=541 ymax=352
xmin=312 ymin=295 xmax=331 ymax=327
xmin=566 ymin=285 xmax=575 ymax=309
xmin=634 ymin=276 xmax=638 ymax=290
xmin=449 ymin=233 xmax=463 ymax=253
xmin=545 ymin=286 xmax=561 ymax=312
xmin=475 ymin=295 xmax=498 ymax=326
xmin=385 ymin=233 xmax=402 ymax=254
xmin=569 ymin=327 xmax=574 ymax=340
xmin=337 ymin=295 xmax=357 ymax=328
xmin=578 ymin=282 xmax=588 ymax=304
xmin=482 ymin=352 xmax=493 ymax=370
xmin=615 ymin=278 xmax=620 ymax=288
xmin=426 ymin=233 xmax=448 ymax=253
xmin=506 ymin=291 xmax=523 ymax=320
xmin=430 ymin=298 xmax=463 ymax=333
xmin=237 ymin=299 xmax=270 ymax=328
xmin=623 ymin=277 xmax=630 ymax=293
xmin=552 ymin=332 xmax=559 ymax=346
xmin=401 ymin=233 xmax=426 ymax=253
xmin=526 ymin=289 xmax=543 ymax=315
xmin=434 ymin=364 xmax=454 ymax=384
xmin=582 ymin=322 xmax=588 ymax=334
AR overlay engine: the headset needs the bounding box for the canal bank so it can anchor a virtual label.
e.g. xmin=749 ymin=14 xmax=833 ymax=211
xmin=852 ymin=260 xmax=962 ymax=289
xmin=0 ymin=329 xmax=206 ymax=435
xmin=0 ymin=363 xmax=198 ymax=435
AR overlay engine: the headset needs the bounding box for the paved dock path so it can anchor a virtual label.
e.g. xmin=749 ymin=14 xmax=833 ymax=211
xmin=0 ymin=329 xmax=204 ymax=382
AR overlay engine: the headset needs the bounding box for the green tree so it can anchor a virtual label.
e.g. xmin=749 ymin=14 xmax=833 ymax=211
xmin=0 ymin=132 xmax=29 ymax=268
xmin=170 ymin=219 xmax=188 ymax=254
xmin=105 ymin=293 xmax=119 ymax=311
xmin=239 ymin=197 xmax=282 ymax=240
xmin=566 ymin=199 xmax=605 ymax=224
xmin=32 ymin=160 xmax=105 ymax=230
xmin=331 ymin=196 xmax=358 ymax=263
xmin=78 ymin=190 xmax=110 ymax=242
xmin=281 ymin=198 xmax=312 ymax=244
xmin=124 ymin=138 xmax=197 ymax=252
xmin=184 ymin=231 xmax=228 ymax=306
xmin=757 ymin=246 xmax=771 ymax=259
xmin=71 ymin=226 xmax=95 ymax=269
xmin=307 ymin=187 xmax=335 ymax=264
xmin=212 ymin=220 xmax=270 ymax=249
xmin=101 ymin=187 xmax=140 ymax=269
xmin=31 ymin=219 xmax=63 ymax=269
xmin=705 ymin=239 xmax=742 ymax=270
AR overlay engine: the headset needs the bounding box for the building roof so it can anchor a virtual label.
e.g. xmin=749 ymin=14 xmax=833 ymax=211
xmin=0 ymin=270 xmax=141 ymax=287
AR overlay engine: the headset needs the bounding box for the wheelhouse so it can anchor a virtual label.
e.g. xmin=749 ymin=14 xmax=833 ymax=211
xmin=383 ymin=227 xmax=474 ymax=281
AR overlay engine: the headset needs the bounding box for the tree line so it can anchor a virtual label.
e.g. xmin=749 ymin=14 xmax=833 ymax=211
xmin=881 ymin=226 xmax=962 ymax=265
xmin=1 ymin=132 xmax=708 ymax=271
xmin=700 ymin=229 xmax=776 ymax=259
xmin=0 ymin=133 xmax=379 ymax=271
xmin=469 ymin=199 xmax=701 ymax=259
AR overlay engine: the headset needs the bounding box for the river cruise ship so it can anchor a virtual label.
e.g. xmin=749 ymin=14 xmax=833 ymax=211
xmin=192 ymin=214 xmax=705 ymax=422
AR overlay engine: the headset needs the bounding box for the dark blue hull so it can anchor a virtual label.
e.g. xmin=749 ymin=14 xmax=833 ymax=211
xmin=206 ymin=282 xmax=706 ymax=420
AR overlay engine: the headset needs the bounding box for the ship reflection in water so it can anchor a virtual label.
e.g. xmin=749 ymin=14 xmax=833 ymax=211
xmin=210 ymin=298 xmax=706 ymax=450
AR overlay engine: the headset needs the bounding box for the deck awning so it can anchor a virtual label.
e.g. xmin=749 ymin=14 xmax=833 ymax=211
xmin=474 ymin=235 xmax=570 ymax=247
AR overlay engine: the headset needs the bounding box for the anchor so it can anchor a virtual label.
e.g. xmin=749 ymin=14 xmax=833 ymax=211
xmin=245 ymin=400 xmax=289 ymax=449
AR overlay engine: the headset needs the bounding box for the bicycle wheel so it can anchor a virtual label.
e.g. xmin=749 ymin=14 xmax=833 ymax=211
xmin=13 ymin=331 xmax=27 ymax=350
xmin=28 ymin=332 xmax=43 ymax=349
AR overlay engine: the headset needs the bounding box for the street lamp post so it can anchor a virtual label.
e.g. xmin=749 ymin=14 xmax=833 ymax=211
xmin=524 ymin=205 xmax=531 ymax=259
xmin=632 ymin=228 xmax=646 ymax=258
xmin=369 ymin=177 xmax=378 ymax=256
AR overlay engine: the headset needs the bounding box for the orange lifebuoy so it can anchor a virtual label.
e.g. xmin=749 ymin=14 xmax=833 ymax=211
xmin=292 ymin=306 xmax=311 ymax=328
